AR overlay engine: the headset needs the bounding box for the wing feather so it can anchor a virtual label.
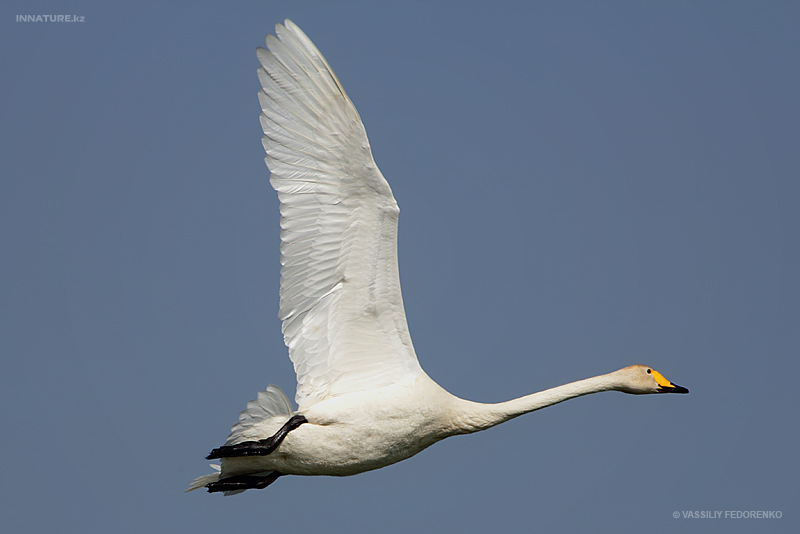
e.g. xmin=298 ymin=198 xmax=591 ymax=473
xmin=258 ymin=20 xmax=422 ymax=410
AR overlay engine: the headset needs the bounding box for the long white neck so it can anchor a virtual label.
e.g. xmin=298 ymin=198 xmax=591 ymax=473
xmin=449 ymin=372 xmax=621 ymax=434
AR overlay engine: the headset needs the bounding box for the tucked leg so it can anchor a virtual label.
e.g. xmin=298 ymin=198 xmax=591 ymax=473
xmin=206 ymin=414 xmax=308 ymax=459
xmin=206 ymin=472 xmax=282 ymax=493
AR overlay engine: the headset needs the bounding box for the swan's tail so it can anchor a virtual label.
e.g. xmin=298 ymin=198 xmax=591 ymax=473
xmin=185 ymin=464 xmax=220 ymax=492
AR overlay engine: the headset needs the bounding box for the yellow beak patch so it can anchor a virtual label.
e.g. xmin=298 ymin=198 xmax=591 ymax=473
xmin=651 ymin=370 xmax=673 ymax=388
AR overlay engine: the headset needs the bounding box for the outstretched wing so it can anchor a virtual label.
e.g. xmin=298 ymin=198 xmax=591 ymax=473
xmin=257 ymin=20 xmax=423 ymax=411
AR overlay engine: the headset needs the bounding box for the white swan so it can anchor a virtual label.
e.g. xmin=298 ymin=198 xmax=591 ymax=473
xmin=188 ymin=20 xmax=687 ymax=495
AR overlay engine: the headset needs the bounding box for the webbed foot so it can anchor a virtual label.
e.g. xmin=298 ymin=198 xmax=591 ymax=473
xmin=206 ymin=414 xmax=307 ymax=459
xmin=206 ymin=472 xmax=282 ymax=493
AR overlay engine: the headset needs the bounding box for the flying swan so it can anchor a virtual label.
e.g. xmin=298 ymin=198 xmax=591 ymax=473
xmin=188 ymin=20 xmax=688 ymax=495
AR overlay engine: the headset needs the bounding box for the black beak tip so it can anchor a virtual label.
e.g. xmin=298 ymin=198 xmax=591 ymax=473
xmin=661 ymin=383 xmax=689 ymax=394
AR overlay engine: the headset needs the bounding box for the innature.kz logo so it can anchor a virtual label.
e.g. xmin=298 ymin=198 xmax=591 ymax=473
xmin=17 ymin=15 xmax=85 ymax=23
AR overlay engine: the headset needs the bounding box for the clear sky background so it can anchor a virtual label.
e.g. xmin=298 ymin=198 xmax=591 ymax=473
xmin=1 ymin=1 xmax=798 ymax=533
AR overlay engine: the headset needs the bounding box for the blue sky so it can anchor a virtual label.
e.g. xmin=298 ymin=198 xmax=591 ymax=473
xmin=1 ymin=1 xmax=798 ymax=533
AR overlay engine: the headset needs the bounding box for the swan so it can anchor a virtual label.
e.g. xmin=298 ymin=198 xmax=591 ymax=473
xmin=188 ymin=20 xmax=688 ymax=495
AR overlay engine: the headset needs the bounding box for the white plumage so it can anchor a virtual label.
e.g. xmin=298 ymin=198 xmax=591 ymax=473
xmin=259 ymin=22 xmax=422 ymax=411
xmin=188 ymin=20 xmax=687 ymax=495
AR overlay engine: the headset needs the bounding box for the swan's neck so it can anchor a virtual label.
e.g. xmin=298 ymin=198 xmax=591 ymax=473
xmin=450 ymin=372 xmax=620 ymax=434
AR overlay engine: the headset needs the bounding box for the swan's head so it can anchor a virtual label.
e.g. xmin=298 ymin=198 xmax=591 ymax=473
xmin=614 ymin=365 xmax=689 ymax=395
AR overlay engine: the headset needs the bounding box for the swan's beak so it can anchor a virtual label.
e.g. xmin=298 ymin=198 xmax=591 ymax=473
xmin=652 ymin=370 xmax=689 ymax=394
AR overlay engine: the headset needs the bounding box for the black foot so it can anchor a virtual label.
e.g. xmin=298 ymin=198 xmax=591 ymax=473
xmin=206 ymin=414 xmax=308 ymax=459
xmin=207 ymin=472 xmax=282 ymax=493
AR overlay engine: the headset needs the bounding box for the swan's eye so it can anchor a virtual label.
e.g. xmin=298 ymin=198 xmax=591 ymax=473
xmin=646 ymin=369 xmax=651 ymax=374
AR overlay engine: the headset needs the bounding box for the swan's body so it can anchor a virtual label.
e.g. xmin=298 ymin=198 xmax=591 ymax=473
xmin=188 ymin=20 xmax=687 ymax=495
